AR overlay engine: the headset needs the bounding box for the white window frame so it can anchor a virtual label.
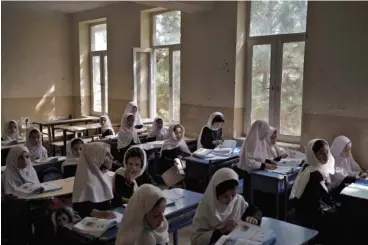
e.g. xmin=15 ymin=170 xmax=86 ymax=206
xmin=89 ymin=22 xmax=108 ymax=116
xmin=244 ymin=2 xmax=306 ymax=143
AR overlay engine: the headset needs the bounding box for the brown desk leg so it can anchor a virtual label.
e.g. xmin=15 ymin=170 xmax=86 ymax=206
xmin=40 ymin=125 xmax=43 ymax=142
xmin=63 ymin=130 xmax=67 ymax=155
xmin=47 ymin=126 xmax=53 ymax=156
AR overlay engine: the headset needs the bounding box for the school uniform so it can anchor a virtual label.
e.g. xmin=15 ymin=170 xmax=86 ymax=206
xmin=197 ymin=112 xmax=224 ymax=150
xmin=115 ymin=184 xmax=170 ymax=245
xmin=117 ymin=113 xmax=141 ymax=159
xmin=2 ymin=120 xmax=23 ymax=141
xmin=191 ymin=168 xmax=262 ymax=245
xmin=72 ymin=142 xmax=114 ymax=218
xmin=265 ymin=127 xmax=288 ymax=161
xmin=124 ymin=101 xmax=144 ymax=128
xmin=25 ymin=127 xmax=48 ymax=162
xmin=100 ymin=115 xmax=115 ymax=137
xmin=61 ymin=138 xmax=82 ymax=178
xmin=147 ymin=117 xmax=169 ymax=141
xmin=3 ymin=145 xmax=40 ymax=195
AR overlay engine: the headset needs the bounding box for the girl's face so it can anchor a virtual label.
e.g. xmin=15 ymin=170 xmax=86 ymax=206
xmin=126 ymin=156 xmax=142 ymax=176
xmin=145 ymin=199 xmax=166 ymax=229
xmin=17 ymin=151 xmax=30 ymax=169
xmin=156 ymin=119 xmax=163 ymax=129
xmin=131 ymin=106 xmax=138 ymax=114
xmin=270 ymin=131 xmax=277 ymax=145
xmin=126 ymin=115 xmax=135 ymax=128
xmin=101 ymin=150 xmax=113 ymax=172
xmin=212 ymin=122 xmax=223 ymax=130
xmin=173 ymin=126 xmax=182 ymax=140
xmin=9 ymin=122 xmax=17 ymax=134
xmin=30 ymin=131 xmax=41 ymax=145
xmin=100 ymin=117 xmax=107 ymax=126
xmin=217 ymin=188 xmax=237 ymax=205
xmin=315 ymin=144 xmax=329 ymax=164
xmin=340 ymin=142 xmax=352 ymax=158
xmin=71 ymin=142 xmax=83 ymax=158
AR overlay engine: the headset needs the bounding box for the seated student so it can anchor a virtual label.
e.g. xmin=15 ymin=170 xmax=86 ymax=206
xmin=100 ymin=115 xmax=115 ymax=138
xmin=266 ymin=127 xmax=289 ymax=161
xmin=197 ymin=112 xmax=225 ymax=150
xmin=115 ymin=184 xmax=169 ymax=245
xmin=191 ymin=168 xmax=262 ymax=245
xmin=147 ymin=117 xmax=168 ymax=141
xmin=25 ymin=127 xmax=48 ymax=162
xmin=124 ymin=101 xmax=144 ymax=129
xmin=113 ymin=146 xmax=148 ymax=206
xmin=72 ymin=142 xmax=116 ymax=219
xmin=160 ymin=124 xmax=191 ymax=173
xmin=2 ymin=120 xmax=23 ymax=141
xmin=236 ymin=120 xmax=277 ymax=199
xmin=117 ymin=113 xmax=140 ymax=160
xmin=3 ymin=145 xmax=39 ymax=195
xmin=61 ymin=138 xmax=84 ymax=178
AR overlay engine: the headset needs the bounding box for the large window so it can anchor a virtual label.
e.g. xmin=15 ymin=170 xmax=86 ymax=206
xmin=133 ymin=11 xmax=181 ymax=122
xmin=245 ymin=1 xmax=307 ymax=140
xmin=90 ymin=23 xmax=108 ymax=115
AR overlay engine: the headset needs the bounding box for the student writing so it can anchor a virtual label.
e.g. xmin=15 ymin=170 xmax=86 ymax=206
xmin=197 ymin=112 xmax=225 ymax=150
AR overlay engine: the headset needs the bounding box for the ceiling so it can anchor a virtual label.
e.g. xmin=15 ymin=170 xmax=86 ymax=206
xmin=11 ymin=1 xmax=115 ymax=13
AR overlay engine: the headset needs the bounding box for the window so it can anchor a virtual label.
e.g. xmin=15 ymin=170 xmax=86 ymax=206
xmin=245 ymin=1 xmax=307 ymax=140
xmin=134 ymin=11 xmax=181 ymax=122
xmin=90 ymin=23 xmax=108 ymax=114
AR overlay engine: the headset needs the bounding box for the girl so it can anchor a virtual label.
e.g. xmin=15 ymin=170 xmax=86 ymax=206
xmin=266 ymin=127 xmax=288 ymax=161
xmin=25 ymin=127 xmax=48 ymax=161
xmin=191 ymin=168 xmax=262 ymax=245
xmin=72 ymin=142 xmax=116 ymax=219
xmin=197 ymin=112 xmax=225 ymax=150
xmin=236 ymin=120 xmax=277 ymax=199
xmin=160 ymin=124 xmax=191 ymax=173
xmin=3 ymin=145 xmax=39 ymax=195
xmin=117 ymin=113 xmax=140 ymax=160
xmin=2 ymin=120 xmax=22 ymax=141
xmin=61 ymin=138 xmax=84 ymax=178
xmin=147 ymin=117 xmax=168 ymax=141
xmin=124 ymin=101 xmax=143 ymax=128
xmin=113 ymin=146 xmax=148 ymax=206
xmin=115 ymin=184 xmax=170 ymax=245
xmin=100 ymin=115 xmax=115 ymax=138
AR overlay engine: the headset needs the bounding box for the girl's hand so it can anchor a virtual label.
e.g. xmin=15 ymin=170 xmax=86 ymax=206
xmin=245 ymin=216 xmax=258 ymax=225
xmin=265 ymin=163 xmax=277 ymax=170
xmin=220 ymin=220 xmax=237 ymax=234
xmin=280 ymin=153 xmax=288 ymax=159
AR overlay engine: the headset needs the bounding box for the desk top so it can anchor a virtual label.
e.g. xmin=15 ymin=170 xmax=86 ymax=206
xmin=56 ymin=123 xmax=102 ymax=132
xmin=1 ymin=142 xmax=25 ymax=150
xmin=184 ymin=147 xmax=240 ymax=165
xmin=341 ymin=181 xmax=368 ymax=200
xmin=251 ymin=168 xmax=301 ymax=180
xmin=32 ymin=116 xmax=100 ymax=126
xmin=261 ymin=217 xmax=318 ymax=245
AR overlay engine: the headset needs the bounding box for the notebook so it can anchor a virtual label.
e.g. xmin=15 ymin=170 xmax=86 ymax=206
xmin=216 ymin=140 xmax=237 ymax=151
xmin=193 ymin=148 xmax=213 ymax=159
xmin=73 ymin=212 xmax=123 ymax=237
xmin=34 ymin=156 xmax=66 ymax=165
xmin=14 ymin=182 xmax=62 ymax=197
xmin=277 ymin=158 xmax=304 ymax=168
xmin=268 ymin=166 xmax=295 ymax=175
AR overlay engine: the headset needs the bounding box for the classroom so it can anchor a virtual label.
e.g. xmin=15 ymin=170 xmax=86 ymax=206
xmin=1 ymin=1 xmax=368 ymax=245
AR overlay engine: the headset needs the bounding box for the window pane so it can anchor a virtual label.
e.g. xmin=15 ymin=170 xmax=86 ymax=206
xmin=155 ymin=48 xmax=169 ymax=121
xmin=92 ymin=56 xmax=102 ymax=113
xmin=135 ymin=52 xmax=151 ymax=118
xmin=153 ymin=11 xmax=181 ymax=46
xmin=280 ymin=42 xmax=305 ymax=136
xmin=250 ymin=0 xmax=307 ymax=37
xmin=91 ymin=23 xmax=107 ymax=51
xmin=104 ymin=55 xmax=108 ymax=113
xmin=173 ymin=51 xmax=181 ymax=122
xmin=251 ymin=44 xmax=271 ymax=124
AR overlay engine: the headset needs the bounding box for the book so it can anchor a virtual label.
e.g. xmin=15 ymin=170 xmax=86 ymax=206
xmin=269 ymin=166 xmax=295 ymax=175
xmin=73 ymin=212 xmax=123 ymax=237
xmin=193 ymin=148 xmax=213 ymax=159
xmin=277 ymin=158 xmax=304 ymax=168
xmin=34 ymin=156 xmax=66 ymax=165
xmin=217 ymin=140 xmax=237 ymax=151
xmin=14 ymin=182 xmax=62 ymax=197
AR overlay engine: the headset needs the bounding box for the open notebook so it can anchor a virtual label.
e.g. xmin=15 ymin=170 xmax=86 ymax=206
xmin=14 ymin=182 xmax=62 ymax=197
xmin=34 ymin=156 xmax=66 ymax=165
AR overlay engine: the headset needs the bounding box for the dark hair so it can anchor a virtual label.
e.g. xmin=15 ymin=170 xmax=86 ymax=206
xmin=152 ymin=197 xmax=166 ymax=209
xmin=29 ymin=129 xmax=39 ymax=137
xmin=212 ymin=115 xmax=225 ymax=124
xmin=71 ymin=138 xmax=84 ymax=148
xmin=156 ymin=118 xmax=163 ymax=124
xmin=216 ymin=179 xmax=238 ymax=197
xmin=312 ymin=140 xmax=328 ymax=154
xmin=125 ymin=148 xmax=144 ymax=168
xmin=173 ymin=124 xmax=182 ymax=131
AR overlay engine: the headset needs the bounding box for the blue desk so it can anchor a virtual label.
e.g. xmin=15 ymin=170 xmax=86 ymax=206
xmin=261 ymin=217 xmax=318 ymax=245
xmin=250 ymin=169 xmax=300 ymax=219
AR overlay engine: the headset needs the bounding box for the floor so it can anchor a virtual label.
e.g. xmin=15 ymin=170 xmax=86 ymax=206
xmin=170 ymin=226 xmax=194 ymax=245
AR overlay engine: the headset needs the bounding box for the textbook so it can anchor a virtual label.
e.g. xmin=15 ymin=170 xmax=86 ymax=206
xmin=14 ymin=182 xmax=62 ymax=197
xmin=193 ymin=148 xmax=213 ymax=159
xmin=73 ymin=212 xmax=123 ymax=237
xmin=34 ymin=156 xmax=66 ymax=165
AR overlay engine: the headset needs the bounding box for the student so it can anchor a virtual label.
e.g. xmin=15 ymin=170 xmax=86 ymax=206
xmin=61 ymin=138 xmax=84 ymax=178
xmin=197 ymin=112 xmax=225 ymax=150
xmin=113 ymin=146 xmax=148 ymax=206
xmin=266 ymin=127 xmax=288 ymax=161
xmin=115 ymin=184 xmax=169 ymax=245
xmin=330 ymin=135 xmax=367 ymax=190
xmin=147 ymin=117 xmax=168 ymax=141
xmin=3 ymin=145 xmax=39 ymax=195
xmin=236 ymin=120 xmax=277 ymax=199
xmin=2 ymin=120 xmax=22 ymax=141
xmin=100 ymin=115 xmax=115 ymax=137
xmin=160 ymin=124 xmax=191 ymax=173
xmin=124 ymin=101 xmax=143 ymax=129
xmin=117 ymin=113 xmax=140 ymax=160
xmin=72 ymin=142 xmax=116 ymax=219
xmin=25 ymin=127 xmax=48 ymax=161
xmin=191 ymin=168 xmax=262 ymax=245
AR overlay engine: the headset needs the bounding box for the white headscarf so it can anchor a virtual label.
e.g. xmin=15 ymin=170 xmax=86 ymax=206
xmin=2 ymin=120 xmax=22 ymax=141
xmin=100 ymin=115 xmax=115 ymax=135
xmin=117 ymin=113 xmax=140 ymax=150
xmin=124 ymin=101 xmax=143 ymax=126
xmin=197 ymin=112 xmax=224 ymax=150
xmin=61 ymin=138 xmax=84 ymax=171
xmin=160 ymin=124 xmax=191 ymax=157
xmin=265 ymin=127 xmax=286 ymax=159
xmin=147 ymin=117 xmax=168 ymax=141
xmin=115 ymin=184 xmax=169 ymax=245
xmin=191 ymin=168 xmax=248 ymax=245
xmin=290 ymin=139 xmax=335 ymax=200
xmin=115 ymin=146 xmax=148 ymax=191
xmin=3 ymin=145 xmax=39 ymax=195
xmin=25 ymin=127 xmax=48 ymax=161
xmin=237 ymin=120 xmax=271 ymax=172
xmin=330 ymin=135 xmax=362 ymax=188
xmin=72 ymin=142 xmax=114 ymax=203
